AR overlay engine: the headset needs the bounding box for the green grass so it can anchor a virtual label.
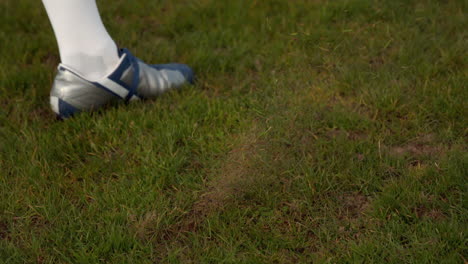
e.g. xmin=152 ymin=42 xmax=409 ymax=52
xmin=0 ymin=0 xmax=466 ymax=263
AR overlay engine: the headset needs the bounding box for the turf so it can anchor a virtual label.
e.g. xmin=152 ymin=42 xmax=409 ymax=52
xmin=0 ymin=0 xmax=466 ymax=263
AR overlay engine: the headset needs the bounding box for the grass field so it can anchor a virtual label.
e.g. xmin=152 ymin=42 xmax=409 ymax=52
xmin=0 ymin=0 xmax=467 ymax=263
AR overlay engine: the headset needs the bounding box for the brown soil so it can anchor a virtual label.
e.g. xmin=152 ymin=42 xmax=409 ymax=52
xmin=388 ymin=134 xmax=445 ymax=157
xmin=415 ymin=206 xmax=446 ymax=221
xmin=338 ymin=192 xmax=370 ymax=220
xmin=150 ymin=123 xmax=265 ymax=245
xmin=0 ymin=220 xmax=9 ymax=240
xmin=189 ymin=124 xmax=263 ymax=226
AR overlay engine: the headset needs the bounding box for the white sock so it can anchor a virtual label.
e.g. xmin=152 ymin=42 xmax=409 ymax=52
xmin=42 ymin=0 xmax=120 ymax=81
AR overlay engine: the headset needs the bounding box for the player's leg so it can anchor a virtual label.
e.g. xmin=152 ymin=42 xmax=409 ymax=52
xmin=42 ymin=0 xmax=120 ymax=80
xmin=42 ymin=0 xmax=194 ymax=119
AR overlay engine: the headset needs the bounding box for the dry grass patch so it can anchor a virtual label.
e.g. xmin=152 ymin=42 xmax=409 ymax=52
xmin=192 ymin=122 xmax=265 ymax=218
xmin=387 ymin=134 xmax=446 ymax=160
xmin=129 ymin=211 xmax=165 ymax=241
xmin=150 ymin=123 xmax=267 ymax=256
xmin=338 ymin=192 xmax=371 ymax=221
xmin=414 ymin=206 xmax=446 ymax=221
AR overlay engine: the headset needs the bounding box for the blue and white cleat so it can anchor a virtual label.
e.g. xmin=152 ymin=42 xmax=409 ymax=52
xmin=50 ymin=48 xmax=194 ymax=119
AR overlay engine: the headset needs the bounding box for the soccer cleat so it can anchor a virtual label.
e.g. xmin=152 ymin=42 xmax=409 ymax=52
xmin=49 ymin=48 xmax=194 ymax=119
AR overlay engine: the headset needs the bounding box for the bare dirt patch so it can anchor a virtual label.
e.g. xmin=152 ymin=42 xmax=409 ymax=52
xmin=388 ymin=134 xmax=445 ymax=158
xmin=129 ymin=211 xmax=163 ymax=241
xmin=338 ymin=192 xmax=370 ymax=220
xmin=191 ymin=124 xmax=264 ymax=224
xmin=334 ymin=193 xmax=374 ymax=243
xmin=0 ymin=220 xmax=9 ymax=240
xmin=192 ymin=133 xmax=262 ymax=217
xmin=325 ymin=129 xmax=368 ymax=141
xmin=390 ymin=144 xmax=443 ymax=157
xmin=151 ymin=123 xmax=265 ymax=247
xmin=415 ymin=206 xmax=446 ymax=221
